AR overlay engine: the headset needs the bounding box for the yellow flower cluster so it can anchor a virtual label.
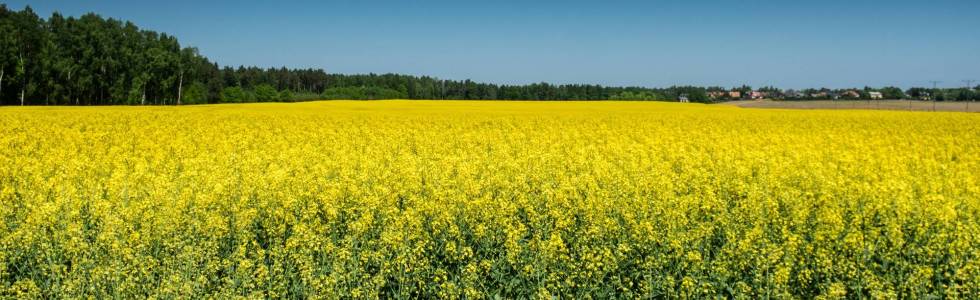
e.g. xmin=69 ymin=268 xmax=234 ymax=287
xmin=0 ymin=101 xmax=978 ymax=298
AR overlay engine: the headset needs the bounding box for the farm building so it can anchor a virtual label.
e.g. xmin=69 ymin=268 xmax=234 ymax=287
xmin=707 ymin=91 xmax=727 ymax=99
xmin=869 ymin=92 xmax=883 ymax=99
xmin=841 ymin=90 xmax=861 ymax=99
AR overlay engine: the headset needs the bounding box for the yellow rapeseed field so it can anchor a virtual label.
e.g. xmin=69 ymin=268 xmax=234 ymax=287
xmin=1 ymin=100 xmax=978 ymax=299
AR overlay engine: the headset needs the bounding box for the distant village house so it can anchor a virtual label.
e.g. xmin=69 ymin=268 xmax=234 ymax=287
xmin=841 ymin=90 xmax=861 ymax=99
xmin=707 ymin=91 xmax=727 ymax=99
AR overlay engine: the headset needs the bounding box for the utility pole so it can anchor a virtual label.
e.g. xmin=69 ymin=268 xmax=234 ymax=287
xmin=965 ymin=80 xmax=976 ymax=112
xmin=929 ymin=81 xmax=941 ymax=112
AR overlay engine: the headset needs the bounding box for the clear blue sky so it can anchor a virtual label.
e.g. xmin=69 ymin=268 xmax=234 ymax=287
xmin=6 ymin=0 xmax=980 ymax=89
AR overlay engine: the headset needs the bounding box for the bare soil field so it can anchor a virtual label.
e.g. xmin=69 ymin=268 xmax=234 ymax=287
xmin=726 ymin=99 xmax=979 ymax=112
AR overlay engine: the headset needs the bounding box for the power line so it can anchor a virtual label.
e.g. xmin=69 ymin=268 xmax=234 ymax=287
xmin=929 ymin=81 xmax=942 ymax=112
xmin=966 ymin=80 xmax=976 ymax=112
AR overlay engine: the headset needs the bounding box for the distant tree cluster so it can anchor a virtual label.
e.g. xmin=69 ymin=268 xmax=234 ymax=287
xmin=2 ymin=5 xmax=978 ymax=105
xmin=0 ymin=6 xmax=220 ymax=105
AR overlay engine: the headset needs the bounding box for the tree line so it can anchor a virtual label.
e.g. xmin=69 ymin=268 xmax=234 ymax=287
xmin=0 ymin=6 xmax=682 ymax=105
xmin=1 ymin=5 xmax=978 ymax=105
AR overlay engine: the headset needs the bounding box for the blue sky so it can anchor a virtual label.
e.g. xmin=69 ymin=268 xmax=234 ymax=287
xmin=5 ymin=0 xmax=980 ymax=89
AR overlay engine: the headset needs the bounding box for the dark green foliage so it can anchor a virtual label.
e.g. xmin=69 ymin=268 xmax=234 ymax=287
xmin=182 ymin=82 xmax=208 ymax=104
xmin=253 ymin=84 xmax=278 ymax=102
xmin=320 ymin=86 xmax=407 ymax=100
xmin=221 ymin=86 xmax=248 ymax=103
xmin=906 ymin=88 xmax=930 ymax=99
xmin=0 ymin=5 xmax=217 ymax=105
xmin=946 ymin=88 xmax=976 ymax=101
xmin=278 ymin=89 xmax=295 ymax=102
xmin=879 ymin=86 xmax=906 ymax=99
xmin=609 ymin=91 xmax=663 ymax=101
xmin=289 ymin=91 xmax=322 ymax=102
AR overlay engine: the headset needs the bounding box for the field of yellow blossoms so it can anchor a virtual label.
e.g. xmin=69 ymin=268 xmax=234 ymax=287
xmin=1 ymin=100 xmax=978 ymax=298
